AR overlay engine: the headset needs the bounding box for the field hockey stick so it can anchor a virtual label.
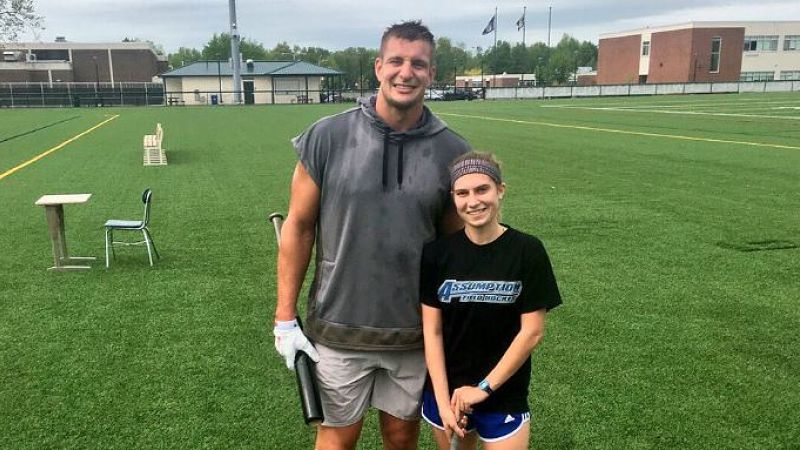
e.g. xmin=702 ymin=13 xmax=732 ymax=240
xmin=269 ymin=212 xmax=324 ymax=426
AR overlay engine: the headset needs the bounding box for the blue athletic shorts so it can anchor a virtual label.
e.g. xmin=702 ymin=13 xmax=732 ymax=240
xmin=420 ymin=389 xmax=531 ymax=442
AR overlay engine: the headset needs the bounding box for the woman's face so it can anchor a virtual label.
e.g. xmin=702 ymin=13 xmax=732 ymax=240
xmin=452 ymin=172 xmax=504 ymax=230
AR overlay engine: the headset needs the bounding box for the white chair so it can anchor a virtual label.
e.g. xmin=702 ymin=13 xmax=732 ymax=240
xmin=143 ymin=123 xmax=167 ymax=166
xmin=104 ymin=188 xmax=160 ymax=267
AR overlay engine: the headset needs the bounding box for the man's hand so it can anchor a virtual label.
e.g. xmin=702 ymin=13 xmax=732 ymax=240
xmin=273 ymin=320 xmax=320 ymax=370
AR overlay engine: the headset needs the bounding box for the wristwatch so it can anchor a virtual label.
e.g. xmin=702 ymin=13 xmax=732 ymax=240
xmin=477 ymin=378 xmax=493 ymax=395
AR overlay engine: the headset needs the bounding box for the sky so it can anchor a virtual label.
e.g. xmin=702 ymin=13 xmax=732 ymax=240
xmin=18 ymin=0 xmax=800 ymax=54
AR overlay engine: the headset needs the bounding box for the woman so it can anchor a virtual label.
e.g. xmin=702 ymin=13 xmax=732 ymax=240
xmin=420 ymin=152 xmax=562 ymax=450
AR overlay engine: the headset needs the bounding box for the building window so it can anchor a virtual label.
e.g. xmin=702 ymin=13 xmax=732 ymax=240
xmin=641 ymin=40 xmax=650 ymax=56
xmin=31 ymin=49 xmax=70 ymax=61
xmin=780 ymin=70 xmax=800 ymax=80
xmin=784 ymin=36 xmax=800 ymax=51
xmin=275 ymin=78 xmax=303 ymax=91
xmin=743 ymin=35 xmax=779 ymax=52
xmin=709 ymin=37 xmax=721 ymax=73
xmin=740 ymin=71 xmax=775 ymax=82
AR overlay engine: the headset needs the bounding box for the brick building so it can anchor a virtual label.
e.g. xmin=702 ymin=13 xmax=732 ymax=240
xmin=597 ymin=21 xmax=800 ymax=84
xmin=0 ymin=40 xmax=168 ymax=84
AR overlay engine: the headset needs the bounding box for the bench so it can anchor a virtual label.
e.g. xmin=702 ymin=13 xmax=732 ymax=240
xmin=166 ymin=97 xmax=185 ymax=106
xmin=143 ymin=123 xmax=167 ymax=166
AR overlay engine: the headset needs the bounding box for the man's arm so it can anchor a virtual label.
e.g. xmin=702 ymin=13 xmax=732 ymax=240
xmin=437 ymin=207 xmax=463 ymax=236
xmin=275 ymin=161 xmax=320 ymax=322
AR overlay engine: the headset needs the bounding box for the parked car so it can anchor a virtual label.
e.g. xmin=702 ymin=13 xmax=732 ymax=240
xmin=321 ymin=93 xmax=343 ymax=103
xmin=443 ymin=89 xmax=478 ymax=101
xmin=425 ymin=89 xmax=444 ymax=100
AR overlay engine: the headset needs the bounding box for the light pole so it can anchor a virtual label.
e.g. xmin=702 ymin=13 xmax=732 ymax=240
xmin=92 ymin=55 xmax=101 ymax=106
xmin=537 ymin=56 xmax=543 ymax=87
xmin=282 ymin=51 xmax=307 ymax=61
xmin=217 ymin=60 xmax=222 ymax=104
xmin=453 ymin=59 xmax=458 ymax=91
xmin=474 ymin=46 xmax=485 ymax=97
xmin=318 ymin=58 xmax=330 ymax=102
xmin=358 ymin=51 xmax=364 ymax=98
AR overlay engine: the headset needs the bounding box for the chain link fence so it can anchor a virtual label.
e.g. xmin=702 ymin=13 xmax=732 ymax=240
xmin=0 ymin=82 xmax=164 ymax=107
xmin=4 ymin=80 xmax=797 ymax=108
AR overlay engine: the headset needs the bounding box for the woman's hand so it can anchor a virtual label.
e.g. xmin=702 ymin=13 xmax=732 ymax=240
xmin=440 ymin=404 xmax=467 ymax=440
xmin=450 ymin=386 xmax=489 ymax=418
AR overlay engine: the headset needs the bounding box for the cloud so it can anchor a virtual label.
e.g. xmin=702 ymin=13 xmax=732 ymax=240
xmin=20 ymin=0 xmax=800 ymax=54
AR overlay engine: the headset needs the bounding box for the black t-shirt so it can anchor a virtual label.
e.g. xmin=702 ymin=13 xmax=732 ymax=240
xmin=420 ymin=226 xmax=562 ymax=413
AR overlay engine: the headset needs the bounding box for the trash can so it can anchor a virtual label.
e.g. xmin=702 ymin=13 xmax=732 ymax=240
xmin=210 ymin=94 xmax=218 ymax=105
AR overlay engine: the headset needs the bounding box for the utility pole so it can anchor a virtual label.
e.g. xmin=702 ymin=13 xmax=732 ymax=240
xmin=229 ymin=0 xmax=242 ymax=104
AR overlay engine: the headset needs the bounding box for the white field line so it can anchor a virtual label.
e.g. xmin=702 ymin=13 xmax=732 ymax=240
xmin=538 ymin=105 xmax=800 ymax=121
xmin=438 ymin=112 xmax=800 ymax=150
xmin=543 ymin=99 xmax=800 ymax=110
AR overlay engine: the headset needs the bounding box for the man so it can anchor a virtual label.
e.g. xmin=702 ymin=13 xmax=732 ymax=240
xmin=273 ymin=21 xmax=470 ymax=450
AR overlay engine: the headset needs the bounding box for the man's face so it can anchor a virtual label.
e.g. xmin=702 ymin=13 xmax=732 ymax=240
xmin=375 ymin=37 xmax=435 ymax=111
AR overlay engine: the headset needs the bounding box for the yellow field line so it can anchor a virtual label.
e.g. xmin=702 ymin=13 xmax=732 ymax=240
xmin=0 ymin=114 xmax=119 ymax=181
xmin=438 ymin=112 xmax=800 ymax=150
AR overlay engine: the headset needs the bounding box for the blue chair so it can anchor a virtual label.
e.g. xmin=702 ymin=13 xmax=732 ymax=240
xmin=104 ymin=188 xmax=160 ymax=267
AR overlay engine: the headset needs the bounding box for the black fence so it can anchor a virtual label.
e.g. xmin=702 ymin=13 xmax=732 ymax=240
xmin=0 ymin=82 xmax=164 ymax=108
xmin=160 ymin=88 xmax=359 ymax=106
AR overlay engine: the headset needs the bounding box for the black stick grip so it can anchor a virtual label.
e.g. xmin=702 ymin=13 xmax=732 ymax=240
xmin=295 ymin=350 xmax=324 ymax=426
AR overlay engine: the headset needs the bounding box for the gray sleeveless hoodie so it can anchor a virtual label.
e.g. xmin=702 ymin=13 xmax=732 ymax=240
xmin=293 ymin=96 xmax=470 ymax=350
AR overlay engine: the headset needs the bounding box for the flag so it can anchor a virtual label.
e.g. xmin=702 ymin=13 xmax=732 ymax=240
xmin=516 ymin=14 xmax=525 ymax=31
xmin=482 ymin=14 xmax=496 ymax=35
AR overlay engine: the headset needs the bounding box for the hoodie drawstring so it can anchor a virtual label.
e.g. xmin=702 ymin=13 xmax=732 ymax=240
xmin=382 ymin=131 xmax=407 ymax=191
xmin=397 ymin=141 xmax=404 ymax=189
xmin=382 ymin=132 xmax=390 ymax=189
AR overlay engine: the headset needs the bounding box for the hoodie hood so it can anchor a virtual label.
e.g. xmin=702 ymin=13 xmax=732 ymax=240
xmin=358 ymin=95 xmax=448 ymax=190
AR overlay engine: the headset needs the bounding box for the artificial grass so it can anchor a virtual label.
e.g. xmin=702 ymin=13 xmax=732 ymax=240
xmin=1 ymin=93 xmax=798 ymax=449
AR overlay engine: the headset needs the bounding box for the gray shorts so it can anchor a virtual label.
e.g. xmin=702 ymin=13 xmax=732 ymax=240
xmin=314 ymin=343 xmax=426 ymax=427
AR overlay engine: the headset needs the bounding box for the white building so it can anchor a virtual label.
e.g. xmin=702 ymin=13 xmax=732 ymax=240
xmin=160 ymin=60 xmax=342 ymax=105
xmin=738 ymin=21 xmax=800 ymax=81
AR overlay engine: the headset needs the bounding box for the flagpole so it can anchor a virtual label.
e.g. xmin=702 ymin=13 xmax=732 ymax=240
xmin=522 ymin=6 xmax=526 ymax=48
xmin=547 ymin=5 xmax=552 ymax=47
xmin=493 ymin=6 xmax=497 ymax=87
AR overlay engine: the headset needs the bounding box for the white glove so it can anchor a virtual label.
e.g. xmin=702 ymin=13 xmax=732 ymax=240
xmin=273 ymin=319 xmax=320 ymax=371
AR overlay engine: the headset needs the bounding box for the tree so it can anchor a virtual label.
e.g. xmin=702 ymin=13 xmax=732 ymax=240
xmin=576 ymin=41 xmax=598 ymax=69
xmin=510 ymin=43 xmax=529 ymax=74
xmin=0 ymin=0 xmax=42 ymax=41
xmin=265 ymin=41 xmax=292 ymax=60
xmin=538 ymin=34 xmax=584 ymax=85
xmin=433 ymin=37 xmax=455 ymax=85
xmin=201 ymin=33 xmax=268 ymax=61
xmin=484 ymin=41 xmax=513 ymax=74
xmin=121 ymin=37 xmax=165 ymax=55
xmin=303 ymin=46 xmax=331 ymax=65
xmin=432 ymin=38 xmax=465 ymax=85
xmin=168 ymin=47 xmax=201 ymax=69
xmin=329 ymin=47 xmax=377 ymax=90
xmin=529 ymin=42 xmax=551 ymax=83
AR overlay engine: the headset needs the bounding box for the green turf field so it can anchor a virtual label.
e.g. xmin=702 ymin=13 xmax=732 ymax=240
xmin=1 ymin=92 xmax=798 ymax=449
